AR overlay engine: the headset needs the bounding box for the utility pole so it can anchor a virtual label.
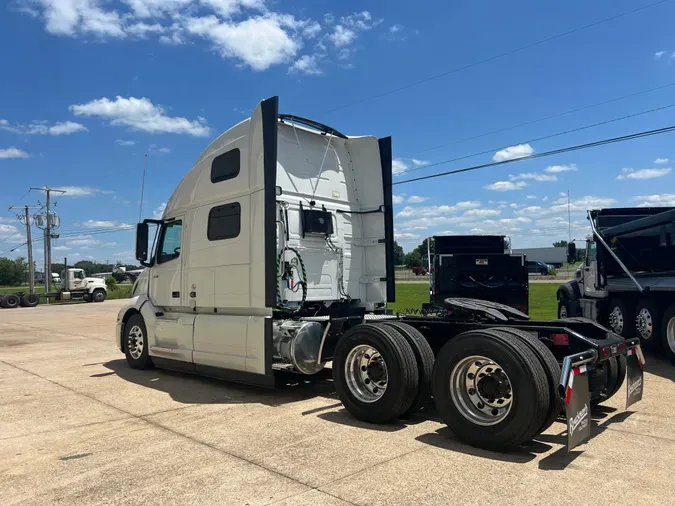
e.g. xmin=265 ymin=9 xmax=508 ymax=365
xmin=8 ymin=204 xmax=39 ymax=293
xmin=30 ymin=186 xmax=65 ymax=294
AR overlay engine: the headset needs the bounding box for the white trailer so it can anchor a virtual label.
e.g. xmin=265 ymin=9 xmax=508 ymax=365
xmin=512 ymin=247 xmax=567 ymax=267
xmin=115 ymin=97 xmax=643 ymax=452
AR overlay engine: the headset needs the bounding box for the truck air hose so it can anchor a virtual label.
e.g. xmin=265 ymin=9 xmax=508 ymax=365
xmin=276 ymin=247 xmax=307 ymax=312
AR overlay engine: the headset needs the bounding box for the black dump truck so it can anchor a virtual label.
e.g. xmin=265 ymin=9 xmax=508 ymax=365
xmin=558 ymin=207 xmax=675 ymax=362
xmin=429 ymin=235 xmax=529 ymax=314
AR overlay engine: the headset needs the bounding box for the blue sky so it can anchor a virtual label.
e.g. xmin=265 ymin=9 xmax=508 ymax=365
xmin=1 ymin=0 xmax=675 ymax=264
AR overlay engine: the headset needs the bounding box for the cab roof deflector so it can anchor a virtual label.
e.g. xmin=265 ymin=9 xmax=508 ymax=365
xmin=278 ymin=114 xmax=348 ymax=139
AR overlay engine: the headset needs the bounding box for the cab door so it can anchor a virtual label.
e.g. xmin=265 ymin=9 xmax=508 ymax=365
xmin=150 ymin=219 xmax=184 ymax=308
xmin=583 ymin=240 xmax=606 ymax=298
xmin=149 ymin=217 xmax=194 ymax=363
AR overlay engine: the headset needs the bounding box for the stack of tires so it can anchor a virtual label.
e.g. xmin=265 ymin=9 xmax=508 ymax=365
xmin=0 ymin=293 xmax=40 ymax=309
xmin=332 ymin=322 xmax=564 ymax=451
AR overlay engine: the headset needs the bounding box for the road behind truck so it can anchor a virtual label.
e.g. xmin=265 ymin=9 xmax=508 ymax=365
xmin=2 ymin=300 xmax=675 ymax=505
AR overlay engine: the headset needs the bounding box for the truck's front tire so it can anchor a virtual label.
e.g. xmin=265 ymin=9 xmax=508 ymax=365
xmin=333 ymin=323 xmax=419 ymax=424
xmin=432 ymin=329 xmax=550 ymax=450
xmin=92 ymin=289 xmax=106 ymax=303
xmin=558 ymin=294 xmax=569 ymax=319
xmin=608 ymin=298 xmax=634 ymax=337
xmin=124 ymin=314 xmax=153 ymax=369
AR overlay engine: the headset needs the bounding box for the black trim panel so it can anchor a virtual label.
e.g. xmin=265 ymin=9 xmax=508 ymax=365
xmin=378 ymin=136 xmax=395 ymax=303
xmin=261 ymin=96 xmax=279 ymax=309
xmin=152 ymin=358 xmax=276 ymax=388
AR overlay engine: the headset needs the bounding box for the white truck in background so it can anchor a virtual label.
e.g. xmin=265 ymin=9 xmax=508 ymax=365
xmin=512 ymin=247 xmax=567 ymax=268
xmin=115 ymin=96 xmax=644 ymax=452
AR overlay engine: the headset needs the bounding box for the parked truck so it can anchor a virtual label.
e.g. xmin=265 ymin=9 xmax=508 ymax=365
xmin=429 ymin=235 xmax=529 ymax=314
xmin=0 ymin=264 xmax=107 ymax=309
xmin=512 ymin=247 xmax=567 ymax=268
xmin=116 ymin=97 xmax=643 ymax=452
xmin=558 ymin=207 xmax=675 ymax=362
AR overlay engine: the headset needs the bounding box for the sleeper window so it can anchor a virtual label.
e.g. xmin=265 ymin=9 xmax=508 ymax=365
xmin=208 ymin=203 xmax=241 ymax=241
xmin=211 ymin=148 xmax=240 ymax=183
xmin=158 ymin=221 xmax=182 ymax=263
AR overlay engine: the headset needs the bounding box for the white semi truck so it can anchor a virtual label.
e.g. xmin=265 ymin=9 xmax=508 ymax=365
xmin=116 ymin=97 xmax=644 ymax=452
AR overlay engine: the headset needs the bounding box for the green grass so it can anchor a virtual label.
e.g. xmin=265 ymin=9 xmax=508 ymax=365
xmin=389 ymin=283 xmax=559 ymax=321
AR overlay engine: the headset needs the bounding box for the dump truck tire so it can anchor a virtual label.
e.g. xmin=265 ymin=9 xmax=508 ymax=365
xmin=662 ymin=303 xmax=675 ymax=365
xmin=592 ymin=355 xmax=626 ymax=405
xmin=20 ymin=293 xmax=39 ymax=308
xmin=378 ymin=321 xmax=434 ymax=417
xmin=432 ymin=328 xmax=549 ymax=450
xmin=333 ymin=323 xmax=419 ymax=424
xmin=635 ymin=299 xmax=661 ymax=350
xmin=608 ymin=298 xmax=634 ymax=337
xmin=492 ymin=327 xmax=562 ymax=435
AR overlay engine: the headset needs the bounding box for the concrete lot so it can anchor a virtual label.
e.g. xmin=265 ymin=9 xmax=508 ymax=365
xmin=2 ymin=301 xmax=675 ymax=505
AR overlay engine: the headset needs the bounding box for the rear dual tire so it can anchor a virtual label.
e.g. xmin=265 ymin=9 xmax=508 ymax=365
xmin=432 ymin=329 xmax=551 ymax=451
xmin=333 ymin=323 xmax=419 ymax=424
xmin=1 ymin=294 xmax=20 ymax=309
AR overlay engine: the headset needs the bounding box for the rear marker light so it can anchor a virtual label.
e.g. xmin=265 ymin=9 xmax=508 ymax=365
xmin=552 ymin=333 xmax=569 ymax=346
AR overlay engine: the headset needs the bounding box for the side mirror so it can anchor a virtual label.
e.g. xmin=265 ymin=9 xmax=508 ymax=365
xmin=567 ymin=243 xmax=576 ymax=263
xmin=136 ymin=223 xmax=150 ymax=266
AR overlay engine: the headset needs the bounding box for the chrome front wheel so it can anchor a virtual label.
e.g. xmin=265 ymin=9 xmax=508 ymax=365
xmin=449 ymin=355 xmax=513 ymax=426
xmin=127 ymin=325 xmax=144 ymax=360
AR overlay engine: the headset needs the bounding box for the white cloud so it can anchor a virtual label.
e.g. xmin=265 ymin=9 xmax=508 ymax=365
xmin=492 ymin=143 xmax=533 ymax=162
xmin=52 ymin=186 xmax=103 ymax=197
xmin=463 ymin=208 xmax=501 ymax=217
xmin=389 ymin=24 xmax=402 ymax=33
xmin=542 ymin=196 xmax=548 ymax=201
xmin=36 ymin=0 xmax=126 ymax=38
xmin=515 ymin=195 xmax=617 ymax=218
xmin=411 ymin=159 xmax=428 ymax=167
xmin=124 ymin=0 xmax=193 ymax=18
xmin=526 ymin=195 xmax=537 ymax=199
xmin=0 ymin=147 xmax=30 ymax=159
xmin=116 ymin=139 xmax=136 ymax=146
xmin=394 ymin=232 xmax=420 ymax=241
xmin=392 ymin=195 xmax=405 ymax=204
xmin=1 ymin=119 xmax=87 ymax=135
xmin=302 ymin=20 xmax=321 ymax=38
xmin=329 ymin=25 xmax=356 ymax=47
xmin=655 ymin=50 xmax=666 ymax=60
xmin=654 ymin=158 xmax=669 ymax=164
xmin=70 ymin=96 xmax=210 ymax=136
xmin=484 ymin=181 xmax=528 ymax=192
xmin=53 ymin=245 xmax=72 ymax=251
xmin=183 ymin=14 xmax=302 ymax=71
xmin=392 ymin=158 xmax=409 ymax=176
xmin=545 ymin=164 xmax=577 ymax=173
xmin=395 ymin=201 xmax=481 ymax=219
xmin=632 ymin=194 xmax=675 ymax=207
xmin=0 ymin=223 xmax=24 ymax=242
xmin=67 ymin=235 xmax=119 ymax=247
xmin=616 ymin=168 xmax=671 ymax=180
xmin=509 ymin=172 xmax=557 ymax=182
xmin=126 ymin=21 xmax=165 ymax=37
xmin=81 ymin=220 xmax=131 ymax=228
xmin=153 ymin=202 xmax=167 ymax=219
xmin=289 ymin=54 xmax=323 ymax=75
xmin=407 ymin=195 xmax=427 ymax=203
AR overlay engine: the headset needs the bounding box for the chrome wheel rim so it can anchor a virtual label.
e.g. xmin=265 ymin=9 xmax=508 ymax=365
xmin=344 ymin=345 xmax=388 ymax=403
xmin=609 ymin=306 xmax=624 ymax=334
xmin=127 ymin=325 xmax=144 ymax=360
xmin=636 ymin=308 xmax=654 ymax=340
xmin=450 ymin=355 xmax=513 ymax=426
xmin=667 ymin=317 xmax=675 ymax=353
xmin=559 ymin=305 xmax=568 ymax=318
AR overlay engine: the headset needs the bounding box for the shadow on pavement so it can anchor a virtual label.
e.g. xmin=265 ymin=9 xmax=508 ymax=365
xmin=415 ymin=427 xmax=551 ymax=464
xmin=103 ymin=359 xmax=338 ymax=407
xmin=642 ymin=351 xmax=675 ymax=382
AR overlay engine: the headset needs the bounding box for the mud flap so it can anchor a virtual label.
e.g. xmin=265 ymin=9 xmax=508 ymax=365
xmin=564 ymin=365 xmax=592 ymax=452
xmin=626 ymin=345 xmax=645 ymax=409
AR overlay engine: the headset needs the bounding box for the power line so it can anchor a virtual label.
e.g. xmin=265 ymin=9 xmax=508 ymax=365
xmin=394 ymin=123 xmax=675 ymax=185
xmin=0 ymin=226 xmax=134 ymax=255
xmin=400 ymin=102 xmax=675 ymax=176
xmin=323 ymin=0 xmax=671 ymax=115
xmin=401 ymin=81 xmax=675 ymax=158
